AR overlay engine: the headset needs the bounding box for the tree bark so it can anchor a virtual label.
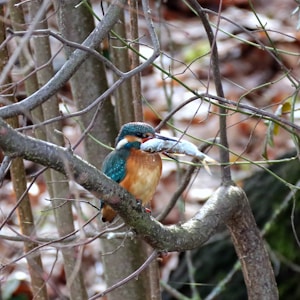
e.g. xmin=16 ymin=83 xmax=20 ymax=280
xmin=0 ymin=0 xmax=126 ymax=119
xmin=53 ymin=0 xmax=117 ymax=163
xmin=28 ymin=1 xmax=88 ymax=299
xmin=0 ymin=114 xmax=279 ymax=299
xmin=4 ymin=2 xmax=48 ymax=299
xmin=0 ymin=120 xmax=243 ymax=251
xmin=227 ymin=197 xmax=279 ymax=299
xmin=110 ymin=10 xmax=135 ymax=126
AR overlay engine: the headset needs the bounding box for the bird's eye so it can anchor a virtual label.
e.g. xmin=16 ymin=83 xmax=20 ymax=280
xmin=136 ymin=132 xmax=151 ymax=138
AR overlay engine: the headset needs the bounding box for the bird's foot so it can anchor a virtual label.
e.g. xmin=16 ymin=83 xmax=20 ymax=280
xmin=136 ymin=199 xmax=151 ymax=214
xmin=144 ymin=207 xmax=151 ymax=214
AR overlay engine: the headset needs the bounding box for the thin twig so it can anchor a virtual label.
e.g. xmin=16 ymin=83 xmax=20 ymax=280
xmin=186 ymin=250 xmax=201 ymax=299
xmin=0 ymin=0 xmax=50 ymax=85
xmin=89 ymin=250 xmax=159 ymax=299
xmin=157 ymin=140 xmax=216 ymax=222
xmin=0 ymin=218 xmax=126 ymax=272
xmin=158 ymin=93 xmax=300 ymax=135
xmin=0 ymin=0 xmax=127 ymax=118
xmin=187 ymin=0 xmax=232 ymax=184
xmin=160 ymin=280 xmax=190 ymax=300
xmin=7 ymin=28 xmax=123 ymax=76
xmin=0 ymin=155 xmax=11 ymax=185
xmin=206 ymin=179 xmax=300 ymax=300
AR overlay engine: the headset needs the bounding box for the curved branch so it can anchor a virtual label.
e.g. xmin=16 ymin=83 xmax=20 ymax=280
xmin=7 ymin=28 xmax=123 ymax=77
xmin=0 ymin=118 xmax=242 ymax=251
xmin=0 ymin=0 xmax=126 ymax=119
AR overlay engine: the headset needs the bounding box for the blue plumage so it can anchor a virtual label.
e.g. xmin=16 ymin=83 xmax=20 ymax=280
xmin=100 ymin=122 xmax=169 ymax=222
xmin=102 ymin=148 xmax=129 ymax=183
xmin=115 ymin=122 xmax=155 ymax=144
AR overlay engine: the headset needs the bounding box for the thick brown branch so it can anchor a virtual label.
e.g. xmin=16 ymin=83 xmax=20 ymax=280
xmin=0 ymin=118 xmax=243 ymax=251
xmin=227 ymin=204 xmax=279 ymax=299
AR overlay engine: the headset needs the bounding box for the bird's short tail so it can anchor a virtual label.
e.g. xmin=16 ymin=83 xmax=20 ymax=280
xmin=101 ymin=202 xmax=117 ymax=222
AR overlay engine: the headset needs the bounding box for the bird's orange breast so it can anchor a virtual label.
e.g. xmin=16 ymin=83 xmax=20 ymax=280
xmin=120 ymin=149 xmax=162 ymax=205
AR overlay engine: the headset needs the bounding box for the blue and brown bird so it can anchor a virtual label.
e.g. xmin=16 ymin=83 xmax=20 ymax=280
xmin=101 ymin=122 xmax=172 ymax=222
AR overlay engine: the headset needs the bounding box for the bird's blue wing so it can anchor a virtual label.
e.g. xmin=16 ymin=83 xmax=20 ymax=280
xmin=102 ymin=149 xmax=128 ymax=183
xmin=100 ymin=149 xmax=129 ymax=221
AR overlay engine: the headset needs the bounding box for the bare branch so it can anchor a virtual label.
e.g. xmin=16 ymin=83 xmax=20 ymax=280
xmin=0 ymin=0 xmax=126 ymax=118
xmin=187 ymin=0 xmax=232 ymax=183
xmin=90 ymin=250 xmax=159 ymax=299
xmin=0 ymin=117 xmax=243 ymax=251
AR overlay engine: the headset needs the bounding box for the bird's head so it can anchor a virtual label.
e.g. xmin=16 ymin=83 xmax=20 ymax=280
xmin=115 ymin=122 xmax=171 ymax=150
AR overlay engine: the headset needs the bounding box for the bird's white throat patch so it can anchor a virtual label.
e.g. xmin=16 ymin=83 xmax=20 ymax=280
xmin=116 ymin=138 xmax=129 ymax=150
xmin=116 ymin=136 xmax=143 ymax=150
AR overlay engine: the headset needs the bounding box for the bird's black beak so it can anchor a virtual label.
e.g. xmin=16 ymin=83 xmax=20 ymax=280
xmin=155 ymin=133 xmax=178 ymax=142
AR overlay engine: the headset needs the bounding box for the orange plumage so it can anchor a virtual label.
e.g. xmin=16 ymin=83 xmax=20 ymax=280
xmin=101 ymin=122 xmax=165 ymax=222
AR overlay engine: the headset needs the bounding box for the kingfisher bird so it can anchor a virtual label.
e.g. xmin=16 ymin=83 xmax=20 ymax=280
xmin=101 ymin=122 xmax=171 ymax=222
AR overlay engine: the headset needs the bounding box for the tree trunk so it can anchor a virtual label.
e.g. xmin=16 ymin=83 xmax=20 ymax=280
xmin=29 ymin=1 xmax=88 ymax=299
xmin=4 ymin=2 xmax=48 ymax=299
xmin=52 ymin=1 xmax=160 ymax=299
xmin=53 ymin=0 xmax=117 ymax=163
xmin=226 ymin=194 xmax=279 ymax=299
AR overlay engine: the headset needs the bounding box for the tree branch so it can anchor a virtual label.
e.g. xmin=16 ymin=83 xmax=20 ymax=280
xmin=0 ymin=117 xmax=243 ymax=251
xmin=0 ymin=0 xmax=126 ymax=118
xmin=90 ymin=250 xmax=159 ymax=299
xmin=187 ymin=0 xmax=232 ymax=184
